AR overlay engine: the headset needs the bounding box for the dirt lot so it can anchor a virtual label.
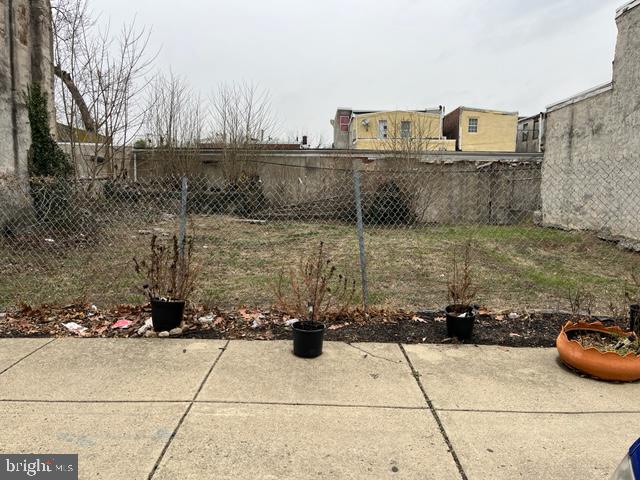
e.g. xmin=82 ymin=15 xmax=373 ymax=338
xmin=2 ymin=215 xmax=639 ymax=313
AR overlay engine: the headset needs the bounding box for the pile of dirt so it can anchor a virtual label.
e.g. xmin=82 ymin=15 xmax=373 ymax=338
xmin=0 ymin=303 xmax=634 ymax=347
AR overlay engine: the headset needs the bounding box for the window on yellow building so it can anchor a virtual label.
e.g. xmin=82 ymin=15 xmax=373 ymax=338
xmin=468 ymin=118 xmax=478 ymax=133
xmin=400 ymin=121 xmax=411 ymax=139
xmin=378 ymin=120 xmax=388 ymax=139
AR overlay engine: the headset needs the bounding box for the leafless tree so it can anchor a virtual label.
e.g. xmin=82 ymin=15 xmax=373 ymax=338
xmin=209 ymin=82 xmax=277 ymax=181
xmin=368 ymin=111 xmax=446 ymax=223
xmin=374 ymin=111 xmax=445 ymax=159
xmin=142 ymin=72 xmax=205 ymax=175
xmin=51 ymin=0 xmax=155 ymax=183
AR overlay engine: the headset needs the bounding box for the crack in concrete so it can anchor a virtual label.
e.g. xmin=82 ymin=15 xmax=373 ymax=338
xmin=399 ymin=343 xmax=468 ymax=480
xmin=0 ymin=338 xmax=57 ymax=376
xmin=147 ymin=341 xmax=230 ymax=480
xmin=346 ymin=343 xmax=402 ymax=363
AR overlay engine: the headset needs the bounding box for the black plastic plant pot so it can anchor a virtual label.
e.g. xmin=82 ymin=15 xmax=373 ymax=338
xmin=292 ymin=320 xmax=326 ymax=358
xmin=445 ymin=304 xmax=475 ymax=340
xmin=151 ymin=298 xmax=185 ymax=332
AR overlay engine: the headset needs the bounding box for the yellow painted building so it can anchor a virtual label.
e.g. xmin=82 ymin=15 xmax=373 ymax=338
xmin=443 ymin=107 xmax=518 ymax=152
xmin=343 ymin=109 xmax=456 ymax=151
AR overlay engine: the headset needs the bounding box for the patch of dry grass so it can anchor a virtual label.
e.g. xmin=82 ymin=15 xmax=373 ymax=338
xmin=2 ymin=216 xmax=639 ymax=313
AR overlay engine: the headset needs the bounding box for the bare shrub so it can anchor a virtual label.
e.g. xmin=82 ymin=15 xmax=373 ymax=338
xmin=276 ymin=241 xmax=356 ymax=321
xmin=447 ymin=241 xmax=477 ymax=307
xmin=566 ymin=286 xmax=596 ymax=317
xmin=134 ymin=234 xmax=196 ymax=301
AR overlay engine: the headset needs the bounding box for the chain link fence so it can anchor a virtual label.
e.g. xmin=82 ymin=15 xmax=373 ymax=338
xmin=1 ymin=154 xmax=639 ymax=314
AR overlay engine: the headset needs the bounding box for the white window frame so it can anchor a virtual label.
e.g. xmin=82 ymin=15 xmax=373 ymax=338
xmin=378 ymin=120 xmax=388 ymax=139
xmin=468 ymin=118 xmax=478 ymax=133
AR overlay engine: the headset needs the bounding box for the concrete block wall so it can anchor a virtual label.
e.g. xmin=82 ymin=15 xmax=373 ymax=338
xmin=542 ymin=1 xmax=640 ymax=242
xmin=133 ymin=150 xmax=542 ymax=225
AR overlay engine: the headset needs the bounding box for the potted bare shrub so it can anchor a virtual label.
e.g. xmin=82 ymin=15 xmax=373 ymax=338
xmin=445 ymin=241 xmax=477 ymax=340
xmin=276 ymin=241 xmax=355 ymax=358
xmin=134 ymin=234 xmax=196 ymax=332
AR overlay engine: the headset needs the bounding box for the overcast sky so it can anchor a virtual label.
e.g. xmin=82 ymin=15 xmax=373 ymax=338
xmin=92 ymin=0 xmax=623 ymax=144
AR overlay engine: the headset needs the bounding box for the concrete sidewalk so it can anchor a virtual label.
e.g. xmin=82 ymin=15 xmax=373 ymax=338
xmin=0 ymin=339 xmax=638 ymax=479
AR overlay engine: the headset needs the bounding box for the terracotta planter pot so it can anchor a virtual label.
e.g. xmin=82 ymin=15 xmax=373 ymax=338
xmin=556 ymin=321 xmax=640 ymax=382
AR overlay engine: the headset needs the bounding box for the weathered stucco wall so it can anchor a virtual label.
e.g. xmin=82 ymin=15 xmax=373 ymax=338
xmin=0 ymin=0 xmax=55 ymax=176
xmin=133 ymin=150 xmax=542 ymax=225
xmin=542 ymin=2 xmax=640 ymax=242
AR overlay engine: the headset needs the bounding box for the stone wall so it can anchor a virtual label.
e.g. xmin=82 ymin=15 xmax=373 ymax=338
xmin=542 ymin=1 xmax=640 ymax=243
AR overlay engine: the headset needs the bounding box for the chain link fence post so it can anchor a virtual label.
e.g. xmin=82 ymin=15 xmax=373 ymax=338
xmin=178 ymin=175 xmax=188 ymax=258
xmin=352 ymin=167 xmax=369 ymax=312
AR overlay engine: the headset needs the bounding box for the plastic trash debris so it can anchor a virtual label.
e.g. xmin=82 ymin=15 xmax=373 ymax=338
xmin=328 ymin=323 xmax=349 ymax=330
xmin=285 ymin=318 xmax=299 ymax=326
xmin=611 ymin=437 xmax=639 ymax=479
xmin=112 ymin=319 xmax=132 ymax=329
xmin=44 ymin=238 xmax=55 ymax=243
xmin=62 ymin=322 xmax=87 ymax=334
xmin=251 ymin=318 xmax=263 ymax=329
xmin=198 ymin=314 xmax=214 ymax=324
xmin=137 ymin=318 xmax=153 ymax=335
xmin=508 ymin=312 xmax=520 ymax=319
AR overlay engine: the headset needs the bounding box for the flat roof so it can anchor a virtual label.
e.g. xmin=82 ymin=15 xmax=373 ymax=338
xmin=518 ymin=113 xmax=543 ymax=123
xmin=446 ymin=107 xmax=518 ymax=117
xmin=351 ymin=108 xmax=442 ymax=115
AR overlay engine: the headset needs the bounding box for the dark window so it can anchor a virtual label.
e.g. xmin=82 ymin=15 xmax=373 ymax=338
xmin=522 ymin=123 xmax=529 ymax=142
xmin=533 ymin=120 xmax=539 ymax=140
xmin=468 ymin=118 xmax=478 ymax=133
xmin=400 ymin=121 xmax=411 ymax=139
xmin=339 ymin=115 xmax=350 ymax=132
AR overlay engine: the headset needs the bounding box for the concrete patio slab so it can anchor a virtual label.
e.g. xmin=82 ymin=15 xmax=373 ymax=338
xmin=0 ymin=338 xmax=225 ymax=401
xmin=404 ymin=344 xmax=640 ymax=412
xmin=197 ymin=340 xmax=425 ymax=407
xmin=153 ymin=403 xmax=461 ymax=480
xmin=438 ymin=410 xmax=639 ymax=480
xmin=0 ymin=338 xmax=51 ymax=373
xmin=0 ymin=401 xmax=187 ymax=480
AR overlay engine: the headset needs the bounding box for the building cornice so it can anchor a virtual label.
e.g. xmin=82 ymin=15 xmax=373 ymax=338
xmin=616 ymin=0 xmax=640 ymax=19
xmin=546 ymin=81 xmax=613 ymax=113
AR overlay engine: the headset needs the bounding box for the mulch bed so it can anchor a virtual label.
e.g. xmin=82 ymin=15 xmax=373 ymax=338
xmin=0 ymin=303 xmax=632 ymax=347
